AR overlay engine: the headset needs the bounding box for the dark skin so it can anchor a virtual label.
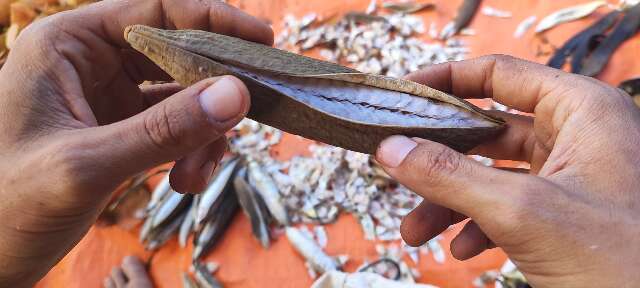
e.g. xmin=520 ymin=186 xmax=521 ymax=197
xmin=1 ymin=0 xmax=639 ymax=287
xmin=0 ymin=0 xmax=270 ymax=286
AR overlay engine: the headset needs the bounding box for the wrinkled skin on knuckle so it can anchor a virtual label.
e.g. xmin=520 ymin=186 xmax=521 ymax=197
xmin=412 ymin=145 xmax=463 ymax=184
xmin=142 ymin=104 xmax=185 ymax=152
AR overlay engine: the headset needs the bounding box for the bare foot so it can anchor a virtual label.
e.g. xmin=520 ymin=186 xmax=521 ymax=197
xmin=103 ymin=256 xmax=153 ymax=288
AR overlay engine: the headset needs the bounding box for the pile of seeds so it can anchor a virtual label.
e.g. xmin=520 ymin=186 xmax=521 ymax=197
xmin=276 ymin=10 xmax=468 ymax=78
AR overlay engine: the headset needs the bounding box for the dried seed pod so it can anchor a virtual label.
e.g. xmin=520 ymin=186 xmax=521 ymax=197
xmin=547 ymin=11 xmax=620 ymax=71
xmin=535 ymin=1 xmax=607 ymax=33
xmin=381 ymin=2 xmax=435 ymax=14
xmin=619 ymin=77 xmax=640 ymax=107
xmin=125 ymin=25 xmax=504 ymax=154
xmin=233 ymin=167 xmax=271 ymax=248
xmin=513 ymin=16 xmax=537 ymax=38
xmin=580 ymin=4 xmax=640 ymax=77
xmin=440 ymin=0 xmax=482 ymax=39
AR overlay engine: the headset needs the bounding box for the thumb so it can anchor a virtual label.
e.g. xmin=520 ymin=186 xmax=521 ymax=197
xmin=88 ymin=76 xmax=249 ymax=178
xmin=375 ymin=135 xmax=524 ymax=220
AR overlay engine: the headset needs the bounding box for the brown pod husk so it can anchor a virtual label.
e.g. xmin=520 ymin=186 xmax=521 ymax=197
xmin=124 ymin=25 xmax=504 ymax=154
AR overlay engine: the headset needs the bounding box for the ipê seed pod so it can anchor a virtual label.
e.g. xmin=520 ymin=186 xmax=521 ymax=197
xmin=124 ymin=25 xmax=504 ymax=154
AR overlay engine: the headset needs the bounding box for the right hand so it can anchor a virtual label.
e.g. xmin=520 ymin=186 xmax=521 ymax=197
xmin=375 ymin=55 xmax=640 ymax=287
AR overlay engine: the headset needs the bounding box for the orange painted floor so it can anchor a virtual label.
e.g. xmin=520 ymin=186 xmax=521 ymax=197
xmin=36 ymin=0 xmax=640 ymax=287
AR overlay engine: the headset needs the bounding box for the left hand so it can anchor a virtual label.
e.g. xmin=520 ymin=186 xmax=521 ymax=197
xmin=0 ymin=0 xmax=272 ymax=286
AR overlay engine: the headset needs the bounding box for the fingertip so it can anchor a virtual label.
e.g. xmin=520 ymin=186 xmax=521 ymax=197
xmin=450 ymin=221 xmax=489 ymax=260
xmin=199 ymin=75 xmax=250 ymax=124
xmin=170 ymin=161 xmax=207 ymax=194
xmin=169 ymin=138 xmax=227 ymax=194
xmin=400 ymin=215 xmax=428 ymax=247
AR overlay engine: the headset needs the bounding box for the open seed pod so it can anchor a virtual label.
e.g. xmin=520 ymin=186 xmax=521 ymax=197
xmin=125 ymin=25 xmax=504 ymax=154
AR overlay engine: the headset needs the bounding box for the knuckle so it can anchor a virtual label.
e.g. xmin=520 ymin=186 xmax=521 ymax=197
xmin=142 ymin=105 xmax=184 ymax=151
xmin=481 ymin=54 xmax=517 ymax=67
xmin=416 ymin=145 xmax=462 ymax=179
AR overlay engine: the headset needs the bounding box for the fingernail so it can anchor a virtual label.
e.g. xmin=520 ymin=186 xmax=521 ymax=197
xmin=200 ymin=160 xmax=217 ymax=184
xmin=199 ymin=76 xmax=246 ymax=122
xmin=376 ymin=135 xmax=417 ymax=168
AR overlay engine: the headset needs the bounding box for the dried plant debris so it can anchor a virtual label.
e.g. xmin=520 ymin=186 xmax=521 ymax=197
xmin=535 ymin=1 xmax=607 ymax=33
xmin=126 ymin=25 xmax=503 ymax=154
xmin=233 ymin=167 xmax=271 ymax=248
xmin=137 ymin=158 xmax=241 ymax=262
xmin=286 ymin=226 xmax=343 ymax=278
xmin=312 ymin=270 xmax=439 ymax=288
xmin=481 ymin=6 xmax=512 ymax=18
xmin=473 ymin=260 xmax=529 ymax=288
xmin=381 ymin=1 xmax=435 ymax=14
xmin=440 ymin=0 xmax=482 ymax=39
xmin=366 ymin=0 xmax=377 ymax=14
xmin=579 ymin=3 xmax=640 ymax=77
xmin=276 ymin=12 xmax=467 ymax=78
xmin=547 ymin=10 xmax=620 ymax=72
xmin=548 ymin=3 xmax=640 ymax=77
xmin=193 ymin=261 xmax=223 ymax=288
xmin=619 ymin=77 xmax=640 ymax=107
xmin=513 ymin=16 xmax=537 ymax=38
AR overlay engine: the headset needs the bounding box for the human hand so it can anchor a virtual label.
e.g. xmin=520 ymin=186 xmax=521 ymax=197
xmin=376 ymin=55 xmax=640 ymax=287
xmin=0 ymin=0 xmax=272 ymax=286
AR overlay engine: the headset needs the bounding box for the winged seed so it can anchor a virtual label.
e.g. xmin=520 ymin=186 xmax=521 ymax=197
xmin=535 ymin=1 xmax=607 ymax=33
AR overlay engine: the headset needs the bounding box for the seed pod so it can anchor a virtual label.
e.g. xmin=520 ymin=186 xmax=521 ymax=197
xmin=125 ymin=25 xmax=504 ymax=154
xmin=440 ymin=0 xmax=482 ymax=39
xmin=535 ymin=1 xmax=607 ymax=33
xmin=381 ymin=2 xmax=435 ymax=14
xmin=547 ymin=11 xmax=620 ymax=70
xmin=580 ymin=4 xmax=640 ymax=77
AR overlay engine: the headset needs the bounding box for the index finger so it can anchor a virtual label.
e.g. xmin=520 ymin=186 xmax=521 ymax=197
xmin=405 ymin=54 xmax=586 ymax=113
xmin=62 ymin=0 xmax=273 ymax=47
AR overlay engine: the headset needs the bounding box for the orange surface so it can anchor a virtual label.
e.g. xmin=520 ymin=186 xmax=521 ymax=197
xmin=36 ymin=0 xmax=640 ymax=288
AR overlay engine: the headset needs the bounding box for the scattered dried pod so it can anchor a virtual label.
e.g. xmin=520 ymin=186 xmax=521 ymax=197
xmin=619 ymin=77 xmax=640 ymax=107
xmin=579 ymin=3 xmax=640 ymax=77
xmin=535 ymin=1 xmax=607 ymax=33
xmin=381 ymin=1 xmax=435 ymax=14
xmin=233 ymin=166 xmax=271 ymax=248
xmin=125 ymin=25 xmax=504 ymax=154
xmin=513 ymin=16 xmax=537 ymax=38
xmin=481 ymin=6 xmax=512 ymax=18
xmin=547 ymin=10 xmax=620 ymax=72
xmin=440 ymin=0 xmax=482 ymax=39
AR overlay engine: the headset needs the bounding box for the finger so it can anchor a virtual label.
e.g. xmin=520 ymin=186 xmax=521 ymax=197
xmin=467 ymin=111 xmax=536 ymax=161
xmin=71 ymin=0 xmax=274 ymax=47
xmin=121 ymin=49 xmax=173 ymax=84
xmin=170 ymin=137 xmax=227 ymax=193
xmin=140 ymin=82 xmax=184 ymax=107
xmin=405 ymin=54 xmax=593 ymax=113
xmin=376 ymin=135 xmax=526 ymax=219
xmin=110 ymin=267 xmax=127 ymax=288
xmin=121 ymin=256 xmax=148 ymax=277
xmin=81 ymin=75 xmax=249 ymax=182
xmin=450 ymin=220 xmax=494 ymax=260
xmin=103 ymin=277 xmax=115 ymax=288
xmin=122 ymin=256 xmax=153 ymax=288
xmin=400 ymin=200 xmax=467 ymax=247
